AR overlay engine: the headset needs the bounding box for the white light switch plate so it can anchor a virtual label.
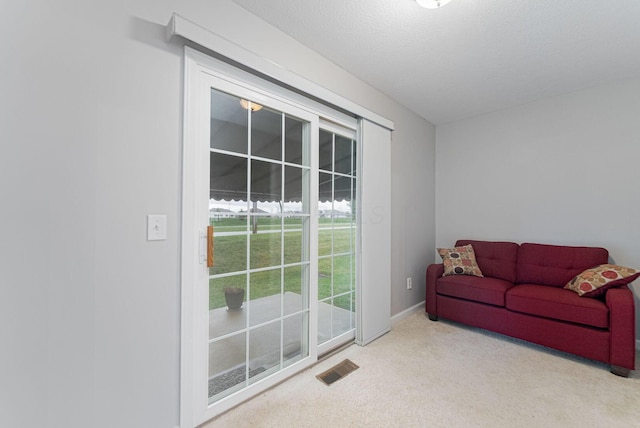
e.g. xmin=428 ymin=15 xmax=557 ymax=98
xmin=147 ymin=215 xmax=167 ymax=241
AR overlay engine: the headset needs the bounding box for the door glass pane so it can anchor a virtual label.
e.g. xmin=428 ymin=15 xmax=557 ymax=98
xmin=283 ymin=312 xmax=307 ymax=367
xmin=210 ymin=152 xmax=247 ymax=202
xmin=284 ymin=166 xmax=303 ymax=210
xmin=318 ymin=171 xmax=332 ymax=204
xmin=318 ymin=229 xmax=332 ymax=258
xmin=319 ymin=130 xmax=332 ymax=171
xmin=334 ymin=135 xmax=352 ymax=175
xmin=334 ymin=175 xmax=351 ymax=201
xmin=209 ymin=332 xmax=246 ymax=399
xmin=251 ymin=159 xmax=282 ymax=212
xmin=210 ymin=90 xmax=248 ymax=154
xmin=249 ymin=268 xmax=282 ymax=327
xmin=250 ymin=218 xmax=282 ymax=269
xmin=318 ymin=171 xmax=332 ymax=258
xmin=283 ymin=265 xmax=305 ymax=316
xmin=285 ymin=116 xmax=304 ymax=165
xmin=252 ymin=107 xmax=282 ymax=161
xmin=210 ymin=274 xmax=247 ymax=337
xmin=283 ymin=199 xmax=303 ymax=215
xmin=317 ymin=299 xmax=332 ymax=345
xmin=333 ymin=255 xmax=352 ymax=295
xmin=333 ymin=220 xmax=351 ymax=255
xmin=318 ymin=257 xmax=332 ymax=301
xmin=283 ymin=217 xmax=307 ymax=265
xmin=249 ymin=321 xmax=281 ymax=384
xmin=333 ymin=294 xmax=354 ymax=336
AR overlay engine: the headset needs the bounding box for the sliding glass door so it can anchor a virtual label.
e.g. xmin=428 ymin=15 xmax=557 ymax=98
xmin=208 ymin=88 xmax=314 ymax=402
xmin=182 ymin=51 xmax=365 ymax=424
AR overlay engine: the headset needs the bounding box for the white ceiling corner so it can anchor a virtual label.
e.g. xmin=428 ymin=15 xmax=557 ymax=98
xmin=233 ymin=0 xmax=640 ymax=125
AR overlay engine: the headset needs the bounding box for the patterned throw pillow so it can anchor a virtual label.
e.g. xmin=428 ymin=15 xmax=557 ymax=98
xmin=564 ymin=264 xmax=640 ymax=297
xmin=438 ymin=244 xmax=484 ymax=277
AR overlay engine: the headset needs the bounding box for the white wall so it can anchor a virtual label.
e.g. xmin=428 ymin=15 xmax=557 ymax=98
xmin=390 ymin=115 xmax=435 ymax=314
xmin=0 ymin=1 xmax=435 ymax=427
xmin=436 ymin=76 xmax=640 ymax=340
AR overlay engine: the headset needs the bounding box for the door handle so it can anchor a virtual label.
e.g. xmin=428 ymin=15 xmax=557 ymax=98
xmin=207 ymin=225 xmax=214 ymax=268
xmin=199 ymin=226 xmax=214 ymax=267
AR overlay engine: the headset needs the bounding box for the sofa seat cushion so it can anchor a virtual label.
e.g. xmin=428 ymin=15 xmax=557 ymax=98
xmin=437 ymin=275 xmax=513 ymax=307
xmin=506 ymin=284 xmax=609 ymax=328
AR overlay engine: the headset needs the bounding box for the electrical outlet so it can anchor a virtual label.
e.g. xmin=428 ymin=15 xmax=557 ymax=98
xmin=406 ymin=277 xmax=413 ymax=290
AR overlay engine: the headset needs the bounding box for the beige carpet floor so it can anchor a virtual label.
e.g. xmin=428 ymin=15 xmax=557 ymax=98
xmin=204 ymin=313 xmax=640 ymax=427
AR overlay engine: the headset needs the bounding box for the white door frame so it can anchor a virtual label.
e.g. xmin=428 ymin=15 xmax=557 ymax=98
xmin=180 ymin=47 xmax=391 ymax=427
xmin=181 ymin=48 xmax=359 ymax=426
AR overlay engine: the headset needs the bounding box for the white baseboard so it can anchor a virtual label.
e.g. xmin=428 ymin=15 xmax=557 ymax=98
xmin=391 ymin=300 xmax=425 ymax=327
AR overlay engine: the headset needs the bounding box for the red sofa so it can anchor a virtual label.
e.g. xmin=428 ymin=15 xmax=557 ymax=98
xmin=426 ymin=239 xmax=636 ymax=376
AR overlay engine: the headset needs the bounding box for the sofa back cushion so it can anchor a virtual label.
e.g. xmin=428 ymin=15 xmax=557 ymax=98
xmin=456 ymin=240 xmax=519 ymax=283
xmin=516 ymin=243 xmax=609 ymax=287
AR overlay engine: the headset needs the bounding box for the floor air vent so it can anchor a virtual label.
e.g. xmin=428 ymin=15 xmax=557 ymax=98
xmin=316 ymin=359 xmax=359 ymax=386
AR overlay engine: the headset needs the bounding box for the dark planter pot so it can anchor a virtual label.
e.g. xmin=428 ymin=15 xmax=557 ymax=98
xmin=224 ymin=288 xmax=245 ymax=311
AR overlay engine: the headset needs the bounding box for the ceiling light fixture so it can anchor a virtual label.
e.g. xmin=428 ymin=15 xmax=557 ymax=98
xmin=239 ymin=99 xmax=263 ymax=112
xmin=416 ymin=0 xmax=452 ymax=9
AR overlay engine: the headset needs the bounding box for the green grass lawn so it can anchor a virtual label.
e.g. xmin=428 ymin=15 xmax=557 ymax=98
xmin=209 ymin=216 xmax=355 ymax=311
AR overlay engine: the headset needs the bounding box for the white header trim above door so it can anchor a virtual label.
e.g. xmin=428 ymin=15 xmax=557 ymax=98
xmin=166 ymin=13 xmax=394 ymax=132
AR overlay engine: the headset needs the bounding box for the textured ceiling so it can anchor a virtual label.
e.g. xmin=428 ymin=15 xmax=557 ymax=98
xmin=233 ymin=0 xmax=640 ymax=124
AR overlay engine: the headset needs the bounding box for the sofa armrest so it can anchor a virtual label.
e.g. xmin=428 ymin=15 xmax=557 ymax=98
xmin=426 ymin=263 xmax=444 ymax=317
xmin=606 ymin=286 xmax=636 ymax=371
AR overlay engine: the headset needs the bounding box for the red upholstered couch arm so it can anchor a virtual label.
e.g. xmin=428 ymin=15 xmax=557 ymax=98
xmin=606 ymin=286 xmax=636 ymax=370
xmin=426 ymin=264 xmax=444 ymax=316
